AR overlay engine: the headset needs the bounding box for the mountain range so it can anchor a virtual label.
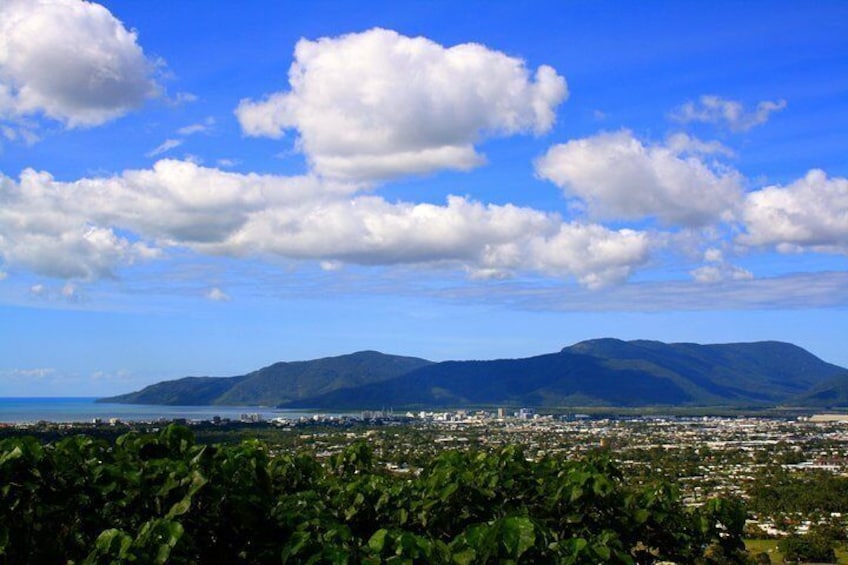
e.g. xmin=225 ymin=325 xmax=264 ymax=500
xmin=99 ymin=339 xmax=848 ymax=410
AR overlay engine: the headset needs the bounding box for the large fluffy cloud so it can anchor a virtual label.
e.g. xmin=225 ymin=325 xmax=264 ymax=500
xmin=535 ymin=130 xmax=742 ymax=226
xmin=740 ymin=169 xmax=848 ymax=253
xmin=223 ymin=194 xmax=650 ymax=287
xmin=0 ymin=160 xmax=651 ymax=287
xmin=0 ymin=0 xmax=160 ymax=127
xmin=0 ymin=171 xmax=157 ymax=279
xmin=236 ymin=28 xmax=567 ymax=181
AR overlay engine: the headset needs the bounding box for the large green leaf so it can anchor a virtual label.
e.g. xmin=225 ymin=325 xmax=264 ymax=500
xmin=500 ymin=516 xmax=536 ymax=558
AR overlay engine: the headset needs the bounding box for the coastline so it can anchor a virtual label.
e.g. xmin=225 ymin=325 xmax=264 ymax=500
xmin=0 ymin=397 xmax=307 ymax=425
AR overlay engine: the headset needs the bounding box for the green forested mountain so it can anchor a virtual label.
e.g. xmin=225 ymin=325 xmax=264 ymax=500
xmin=794 ymin=373 xmax=848 ymax=407
xmin=100 ymin=340 xmax=848 ymax=409
xmin=565 ymin=339 xmax=841 ymax=402
xmin=99 ymin=351 xmax=432 ymax=406
xmin=100 ymin=375 xmax=244 ymax=406
xmin=283 ymin=339 xmax=847 ymax=409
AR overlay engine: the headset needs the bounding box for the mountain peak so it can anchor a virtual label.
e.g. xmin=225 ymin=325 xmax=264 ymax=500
xmin=564 ymin=338 xmax=646 ymax=355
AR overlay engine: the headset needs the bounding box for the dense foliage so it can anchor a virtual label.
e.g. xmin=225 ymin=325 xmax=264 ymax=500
xmin=0 ymin=425 xmax=752 ymax=564
xmin=778 ymin=528 xmax=838 ymax=563
xmin=748 ymin=465 xmax=848 ymax=515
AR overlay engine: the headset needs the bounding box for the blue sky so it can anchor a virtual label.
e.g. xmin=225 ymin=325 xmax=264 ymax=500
xmin=1 ymin=0 xmax=846 ymax=396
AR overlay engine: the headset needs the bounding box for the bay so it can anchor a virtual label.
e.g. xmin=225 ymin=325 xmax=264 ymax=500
xmin=0 ymin=397 xmax=329 ymax=424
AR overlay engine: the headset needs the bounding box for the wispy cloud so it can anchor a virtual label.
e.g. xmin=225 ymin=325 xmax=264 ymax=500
xmin=205 ymin=287 xmax=230 ymax=302
xmin=2 ymin=123 xmax=40 ymax=146
xmin=216 ymin=158 xmax=239 ymax=168
xmin=2 ymin=367 xmax=55 ymax=379
xmin=437 ymin=272 xmax=848 ymax=313
xmin=171 ymin=91 xmax=198 ymax=105
xmin=29 ymin=283 xmax=47 ymax=297
xmin=177 ymin=117 xmax=215 ymax=136
xmin=147 ymin=117 xmax=215 ymax=159
xmin=670 ymin=95 xmax=787 ymax=132
xmin=146 ymin=138 xmax=183 ymax=157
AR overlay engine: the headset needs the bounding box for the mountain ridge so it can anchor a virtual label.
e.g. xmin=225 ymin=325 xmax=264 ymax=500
xmin=99 ymin=340 xmax=848 ymax=409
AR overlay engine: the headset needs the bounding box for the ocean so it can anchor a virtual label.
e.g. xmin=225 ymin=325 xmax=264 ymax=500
xmin=0 ymin=397 xmax=324 ymax=424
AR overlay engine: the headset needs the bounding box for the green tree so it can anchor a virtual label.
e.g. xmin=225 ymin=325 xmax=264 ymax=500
xmin=778 ymin=530 xmax=837 ymax=564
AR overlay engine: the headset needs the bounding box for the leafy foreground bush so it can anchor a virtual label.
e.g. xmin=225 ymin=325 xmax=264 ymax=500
xmin=0 ymin=425 xmax=752 ymax=564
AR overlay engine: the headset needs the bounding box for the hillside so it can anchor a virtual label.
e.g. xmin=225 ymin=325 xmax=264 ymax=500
xmin=793 ymin=374 xmax=848 ymax=407
xmin=101 ymin=375 xmax=245 ymax=406
xmin=565 ymin=339 xmax=840 ymax=403
xmin=283 ymin=339 xmax=848 ymax=409
xmin=100 ymin=340 xmax=848 ymax=409
xmin=281 ymin=350 xmax=691 ymax=409
xmin=99 ymin=351 xmax=433 ymax=406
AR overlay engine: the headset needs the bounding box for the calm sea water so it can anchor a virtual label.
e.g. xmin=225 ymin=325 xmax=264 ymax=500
xmin=0 ymin=397 xmax=325 ymax=424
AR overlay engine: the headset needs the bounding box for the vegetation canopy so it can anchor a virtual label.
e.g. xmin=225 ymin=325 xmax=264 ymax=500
xmin=0 ymin=425 xmax=754 ymax=564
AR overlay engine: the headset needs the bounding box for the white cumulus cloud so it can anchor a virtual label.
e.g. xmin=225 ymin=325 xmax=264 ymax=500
xmin=223 ymin=192 xmax=651 ymax=287
xmin=670 ymin=95 xmax=786 ymax=132
xmin=740 ymin=169 xmax=848 ymax=254
xmin=525 ymin=224 xmax=651 ymax=288
xmin=535 ymin=130 xmax=742 ymax=226
xmin=236 ymin=28 xmax=567 ymax=181
xmin=0 ymin=0 xmax=160 ymax=128
xmin=0 ymin=160 xmax=653 ymax=287
xmin=0 ymin=169 xmax=159 ymax=279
